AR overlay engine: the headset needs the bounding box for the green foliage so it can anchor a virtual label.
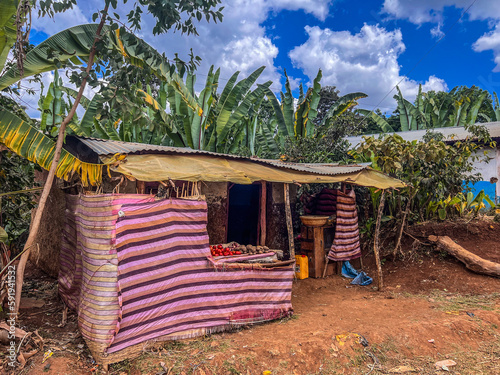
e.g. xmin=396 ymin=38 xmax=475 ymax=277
xmin=0 ymin=0 xmax=18 ymax=70
xmin=0 ymin=151 xmax=39 ymax=250
xmin=427 ymin=190 xmax=496 ymax=221
xmin=38 ymin=0 xmax=224 ymax=37
xmin=358 ymin=84 xmax=493 ymax=133
xmin=350 ymin=125 xmax=495 ymax=222
xmin=277 ymin=111 xmax=365 ymax=163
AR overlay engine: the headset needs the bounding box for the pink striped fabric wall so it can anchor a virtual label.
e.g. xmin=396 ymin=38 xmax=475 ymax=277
xmin=59 ymin=194 xmax=156 ymax=346
xmin=108 ymin=198 xmax=293 ymax=353
xmin=59 ymin=195 xmax=294 ymax=356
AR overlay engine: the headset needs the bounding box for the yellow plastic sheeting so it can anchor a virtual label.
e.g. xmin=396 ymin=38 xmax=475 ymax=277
xmin=102 ymin=154 xmax=405 ymax=189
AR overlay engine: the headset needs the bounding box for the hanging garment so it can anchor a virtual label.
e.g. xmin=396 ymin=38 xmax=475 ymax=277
xmin=314 ymin=188 xmax=337 ymax=215
xmin=327 ymin=189 xmax=361 ymax=261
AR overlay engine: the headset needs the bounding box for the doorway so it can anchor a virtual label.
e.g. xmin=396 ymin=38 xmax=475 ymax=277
xmin=226 ymin=184 xmax=260 ymax=245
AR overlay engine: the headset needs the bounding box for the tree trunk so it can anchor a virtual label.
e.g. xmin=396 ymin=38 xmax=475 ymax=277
xmin=373 ymin=190 xmax=386 ymax=290
xmin=14 ymin=5 xmax=109 ymax=315
xmin=428 ymin=235 xmax=500 ymax=278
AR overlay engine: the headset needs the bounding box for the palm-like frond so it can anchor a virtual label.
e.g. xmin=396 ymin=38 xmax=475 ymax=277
xmin=0 ymin=108 xmax=103 ymax=185
xmin=0 ymin=0 xmax=18 ymax=70
xmin=0 ymin=24 xmax=103 ymax=90
xmin=357 ymin=109 xmax=395 ymax=133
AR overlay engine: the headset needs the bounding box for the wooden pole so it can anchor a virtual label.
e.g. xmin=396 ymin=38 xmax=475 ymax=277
xmin=373 ymin=190 xmax=386 ymax=290
xmin=136 ymin=181 xmax=146 ymax=194
xmin=14 ymin=6 xmax=110 ymax=315
xmin=260 ymin=181 xmax=267 ymax=246
xmin=284 ymin=183 xmax=295 ymax=260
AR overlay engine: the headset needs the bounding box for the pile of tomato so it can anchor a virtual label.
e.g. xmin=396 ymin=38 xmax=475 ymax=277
xmin=210 ymin=243 xmax=242 ymax=257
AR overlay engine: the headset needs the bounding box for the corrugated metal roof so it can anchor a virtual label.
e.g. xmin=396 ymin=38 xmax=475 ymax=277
xmin=256 ymin=159 xmax=366 ymax=175
xmin=346 ymin=122 xmax=500 ymax=147
xmin=75 ymin=136 xmax=239 ymax=158
xmin=71 ymin=136 xmax=366 ymax=176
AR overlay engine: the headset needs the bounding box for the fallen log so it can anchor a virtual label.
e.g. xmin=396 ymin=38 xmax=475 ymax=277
xmin=428 ymin=235 xmax=500 ymax=277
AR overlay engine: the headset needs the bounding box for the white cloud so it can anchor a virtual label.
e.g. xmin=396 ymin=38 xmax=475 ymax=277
xmin=32 ymin=4 xmax=88 ymax=35
xmin=381 ymin=0 xmax=500 ymax=75
xmin=381 ymin=0 xmax=500 ymax=25
xmin=28 ymin=0 xmax=332 ymax=103
xmin=268 ymin=0 xmax=332 ymax=21
xmin=473 ymin=25 xmax=500 ymax=72
xmin=289 ymin=24 xmax=448 ymax=110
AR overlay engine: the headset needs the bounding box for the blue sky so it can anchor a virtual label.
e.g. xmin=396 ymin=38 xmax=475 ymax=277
xmin=21 ymin=0 xmax=500 ymax=116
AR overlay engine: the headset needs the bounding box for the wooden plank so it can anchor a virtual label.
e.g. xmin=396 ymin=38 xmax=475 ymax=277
xmin=312 ymin=227 xmax=324 ymax=278
xmin=136 ymin=180 xmax=146 ymax=194
xmin=300 ymin=241 xmax=314 ymax=251
xmin=260 ymin=181 xmax=267 ymax=246
xmin=284 ymin=183 xmax=295 ymax=260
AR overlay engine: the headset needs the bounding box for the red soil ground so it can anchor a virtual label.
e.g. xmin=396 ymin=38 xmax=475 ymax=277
xmin=1 ymin=220 xmax=499 ymax=375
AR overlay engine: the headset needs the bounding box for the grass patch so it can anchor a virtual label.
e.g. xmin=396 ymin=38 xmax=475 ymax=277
xmin=429 ymin=291 xmax=499 ymax=312
xmin=391 ymin=290 xmax=499 ymax=312
xmin=119 ymin=335 xmax=234 ymax=375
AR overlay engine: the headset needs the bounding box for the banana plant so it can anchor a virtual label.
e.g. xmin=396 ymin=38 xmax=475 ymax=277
xmin=478 ymin=92 xmax=500 ymax=122
xmin=263 ymin=69 xmax=323 ymax=141
xmin=165 ymin=65 xmax=271 ymax=152
xmin=0 ymin=0 xmax=18 ymax=70
xmin=316 ymin=91 xmax=368 ymax=135
xmin=359 ymin=85 xmax=490 ymax=134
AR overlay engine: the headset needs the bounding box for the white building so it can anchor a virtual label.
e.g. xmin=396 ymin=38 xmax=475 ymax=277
xmin=346 ymin=122 xmax=500 ymax=204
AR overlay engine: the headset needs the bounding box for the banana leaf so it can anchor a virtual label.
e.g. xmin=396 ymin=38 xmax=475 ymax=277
xmin=357 ymin=109 xmax=395 ymax=133
xmin=0 ymin=0 xmax=18 ymax=70
xmin=0 ymin=24 xmax=104 ymax=90
xmin=0 ymin=108 xmax=103 ymax=185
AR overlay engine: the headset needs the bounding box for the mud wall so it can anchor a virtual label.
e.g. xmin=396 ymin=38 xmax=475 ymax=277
xmin=28 ymin=172 xmax=66 ymax=278
xmin=202 ymin=182 xmax=228 ymax=244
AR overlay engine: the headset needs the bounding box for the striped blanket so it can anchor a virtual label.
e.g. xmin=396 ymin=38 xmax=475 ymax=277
xmin=59 ymin=194 xmax=156 ymax=346
xmin=109 ymin=198 xmax=293 ymax=353
xmin=327 ymin=189 xmax=362 ymax=261
xmin=59 ymin=194 xmax=293 ymax=358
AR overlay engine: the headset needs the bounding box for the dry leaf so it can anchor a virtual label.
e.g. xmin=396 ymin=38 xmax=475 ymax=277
xmin=17 ymin=352 xmax=26 ymax=370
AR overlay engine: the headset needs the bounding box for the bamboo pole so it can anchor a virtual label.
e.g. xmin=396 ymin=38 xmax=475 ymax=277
xmin=260 ymin=181 xmax=267 ymax=246
xmin=284 ymin=183 xmax=295 ymax=260
xmin=373 ymin=190 xmax=386 ymax=290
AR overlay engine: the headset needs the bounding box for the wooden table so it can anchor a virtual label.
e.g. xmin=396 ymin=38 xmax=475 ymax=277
xmin=300 ymin=224 xmax=336 ymax=278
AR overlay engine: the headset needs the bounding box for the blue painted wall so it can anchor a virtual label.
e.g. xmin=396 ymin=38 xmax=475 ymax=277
xmin=464 ymin=181 xmax=498 ymax=206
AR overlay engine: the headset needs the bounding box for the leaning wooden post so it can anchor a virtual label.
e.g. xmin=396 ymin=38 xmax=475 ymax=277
xmin=260 ymin=181 xmax=267 ymax=246
xmin=284 ymin=183 xmax=295 ymax=260
xmin=14 ymin=4 xmax=110 ymax=315
xmin=373 ymin=190 xmax=386 ymax=290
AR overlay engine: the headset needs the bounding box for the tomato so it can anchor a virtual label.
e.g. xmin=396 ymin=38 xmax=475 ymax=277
xmin=217 ymin=244 xmax=223 ymax=249
xmin=234 ymin=251 xmax=241 ymax=255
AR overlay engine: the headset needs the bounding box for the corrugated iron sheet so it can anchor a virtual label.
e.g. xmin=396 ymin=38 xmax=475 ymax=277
xmin=74 ymin=136 xmax=366 ymax=176
xmin=347 ymin=122 xmax=500 ymax=147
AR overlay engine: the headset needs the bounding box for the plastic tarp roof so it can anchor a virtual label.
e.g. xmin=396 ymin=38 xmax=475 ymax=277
xmin=101 ymin=154 xmax=406 ymax=189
